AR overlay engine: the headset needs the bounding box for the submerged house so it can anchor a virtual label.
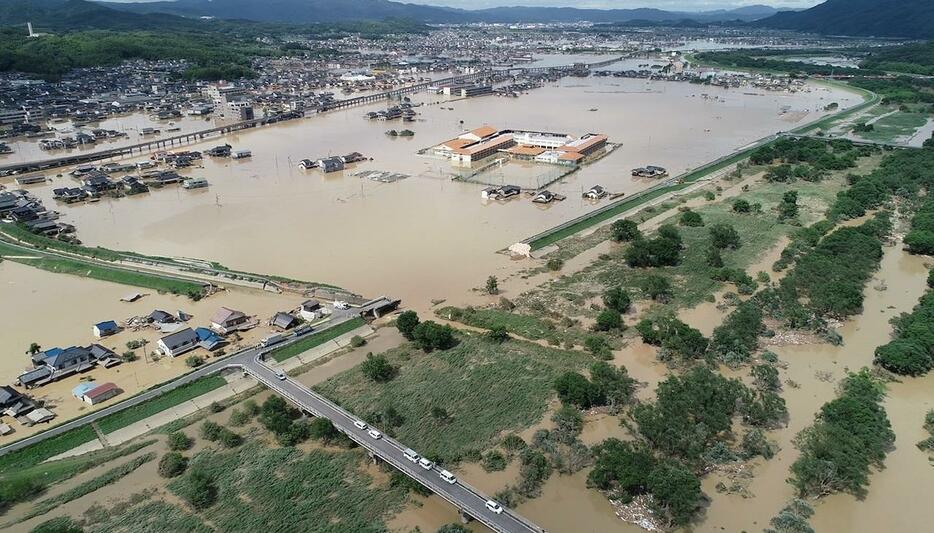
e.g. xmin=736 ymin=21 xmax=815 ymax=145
xmin=16 ymin=344 xmax=114 ymax=389
xmin=195 ymin=327 xmax=224 ymax=351
xmin=583 ymin=185 xmax=607 ymax=200
xmin=317 ymin=157 xmax=344 ymax=173
xmin=83 ymin=383 xmax=120 ymax=405
xmin=93 ymin=320 xmax=119 ymax=339
xmin=299 ymin=300 xmax=325 ymax=321
xmin=157 ymin=327 xmax=199 ymax=357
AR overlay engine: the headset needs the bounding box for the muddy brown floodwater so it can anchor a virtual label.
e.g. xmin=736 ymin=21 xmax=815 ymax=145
xmin=9 ymin=77 xmax=858 ymax=316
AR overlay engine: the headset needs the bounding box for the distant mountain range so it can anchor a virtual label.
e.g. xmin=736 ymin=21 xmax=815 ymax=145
xmin=96 ymin=0 xmax=785 ymax=25
xmin=4 ymin=0 xmax=932 ymax=40
xmin=753 ymin=0 xmax=934 ymax=39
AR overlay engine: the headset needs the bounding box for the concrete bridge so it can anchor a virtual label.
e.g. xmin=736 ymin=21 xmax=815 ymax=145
xmin=234 ymin=350 xmax=546 ymax=533
xmin=318 ymin=70 xmax=494 ymax=111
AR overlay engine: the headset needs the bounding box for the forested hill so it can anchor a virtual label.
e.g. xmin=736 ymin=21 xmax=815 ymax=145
xmin=754 ymin=0 xmax=934 ymax=39
xmin=0 ymin=0 xmax=198 ymax=31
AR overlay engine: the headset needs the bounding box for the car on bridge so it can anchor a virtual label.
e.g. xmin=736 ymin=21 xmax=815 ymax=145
xmin=353 ymin=419 xmax=368 ymax=430
xmin=418 ymin=457 xmax=434 ymax=470
xmin=404 ymin=448 xmax=420 ymax=463
xmin=368 ymin=428 xmax=383 ymax=440
xmin=485 ymin=500 xmax=504 ymax=514
xmin=440 ymin=469 xmax=457 ymax=484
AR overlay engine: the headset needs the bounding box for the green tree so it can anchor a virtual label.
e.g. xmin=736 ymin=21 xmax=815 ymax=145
xmin=361 ymin=353 xmax=397 ymax=382
xmin=485 ymin=275 xmax=499 ymax=295
xmin=185 ymin=355 xmax=204 ymax=368
xmin=646 ymin=460 xmax=703 ymax=527
xmin=733 ymin=199 xmax=752 ymax=213
xmin=642 ymin=275 xmax=672 ymax=301
xmin=396 ymin=310 xmax=420 ymax=340
xmin=437 ymin=523 xmax=472 ymax=533
xmin=554 ymin=372 xmax=604 ymax=409
xmin=709 ymin=223 xmax=741 ymax=250
xmin=764 ymin=499 xmax=815 ymax=533
xmin=308 ymin=418 xmax=341 ymax=443
xmin=158 ymin=452 xmax=188 ymax=478
xmin=589 ymin=361 xmax=635 ymax=408
xmin=602 ymin=286 xmax=631 ymax=313
xmin=412 ymin=321 xmax=457 ymax=352
xmin=679 ymin=210 xmax=704 ymax=227
xmin=486 ymin=326 xmax=510 ymax=343
xmin=588 ymin=438 xmax=655 ymax=494
xmin=595 ymin=309 xmax=623 ymax=331
xmin=779 ymin=190 xmax=799 ymax=221
xmin=481 ymin=450 xmax=507 ymax=472
xmin=611 ymin=219 xmax=641 ymax=242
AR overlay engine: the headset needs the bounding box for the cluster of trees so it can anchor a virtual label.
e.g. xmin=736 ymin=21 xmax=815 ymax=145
xmin=778 ymin=190 xmax=799 ymax=221
xmin=790 ymin=370 xmax=894 ymax=498
xmin=396 ymin=310 xmax=456 ymax=352
xmin=200 ymin=421 xmax=243 ymax=449
xmin=904 ymin=198 xmax=934 ymax=255
xmin=610 ymin=219 xmax=641 ymax=242
xmin=850 ymin=76 xmax=934 ymax=105
xmin=772 ymin=220 xmax=886 ymax=321
xmin=361 ymin=353 xmax=397 ymax=382
xmin=553 ymin=362 xmax=635 ymax=410
xmin=257 ymin=396 xmax=307 ymax=446
xmin=694 ymin=50 xmax=868 ymax=77
xmin=709 ymin=302 xmax=765 ymax=366
xmin=828 ymin=173 xmax=889 ymax=220
xmin=766 ymin=163 xmax=823 ymax=183
xmin=874 ymin=290 xmax=934 ymax=376
xmin=158 ymin=452 xmax=188 ymax=478
xmin=624 ymin=225 xmax=683 ymax=268
xmin=710 ymin=267 xmax=758 ymax=295
xmin=588 ymin=439 xmax=702 ymax=528
xmin=635 ymin=315 xmax=709 ymax=363
xmin=0 ymin=29 xmax=268 ymax=81
xmin=860 ymin=41 xmax=934 ymax=76
xmin=633 ymin=367 xmax=776 ymax=463
xmin=750 ymin=138 xmax=860 ymax=172
xmin=679 ymin=209 xmax=704 ymax=227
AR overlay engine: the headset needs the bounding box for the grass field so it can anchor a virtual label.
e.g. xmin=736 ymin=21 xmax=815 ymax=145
xmin=0 ymin=439 xmax=155 ymax=489
xmin=0 ymin=426 xmax=98 ymax=474
xmin=16 ymin=452 xmax=156 ymax=523
xmin=856 ymin=110 xmax=931 ymax=143
xmin=86 ymin=500 xmax=212 ymax=533
xmin=169 ymin=442 xmax=406 ymax=532
xmin=519 ymin=174 xmax=846 ymax=320
xmin=269 ymin=317 xmax=366 ymax=363
xmin=315 ymin=334 xmax=592 ymax=463
xmin=96 ymin=376 xmax=228 ymax=434
xmin=0 ymin=240 xmax=205 ymax=296
xmin=436 ymin=306 xmax=601 ymax=347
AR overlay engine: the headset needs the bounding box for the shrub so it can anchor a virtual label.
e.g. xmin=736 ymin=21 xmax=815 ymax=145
xmin=481 ymin=450 xmax=508 ymax=472
xmin=602 ymin=286 xmax=631 ymax=313
xmin=611 ymin=219 xmax=641 ymax=242
xmin=554 ymin=372 xmax=604 ymax=409
xmin=361 ymin=353 xmax=397 ymax=382
xmin=625 ymin=236 xmax=681 ymax=268
xmin=29 ymin=517 xmax=84 ymax=533
xmin=679 ymin=210 xmax=704 ymax=227
xmin=709 ymin=224 xmax=741 ymax=250
xmin=412 ymin=321 xmax=457 ymax=352
xmin=209 ymin=402 xmax=224 ymax=413
xmin=502 ymin=434 xmax=527 ymax=452
xmin=486 ymin=326 xmax=510 ymax=343
xmin=732 ymin=199 xmax=752 ymax=213
xmin=485 ymin=275 xmax=499 ymax=295
xmin=158 ymin=452 xmax=188 ymax=478
xmin=349 ymin=335 xmax=366 ymax=348
xmin=179 ymin=470 xmax=217 ymax=510
xmin=595 ymin=309 xmax=623 ymax=331
xmin=642 ymin=275 xmax=672 ymax=301
xmin=185 ymin=355 xmax=204 ymax=368
xmin=646 ymin=460 xmax=703 ymax=527
xmin=546 ymin=258 xmax=564 ymax=271
xmin=583 ymin=334 xmax=613 ymax=359
xmin=167 ymin=431 xmax=193 ymax=451
xmin=200 ymin=421 xmax=223 ymax=441
xmin=396 ymin=310 xmax=420 ymax=340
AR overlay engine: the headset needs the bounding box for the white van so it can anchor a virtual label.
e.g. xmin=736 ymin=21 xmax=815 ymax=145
xmin=439 ymin=470 xmax=456 ymax=484
xmin=418 ymin=457 xmax=433 ymax=470
xmin=368 ymin=429 xmax=383 ymax=440
xmin=485 ymin=500 xmax=503 ymax=514
xmin=403 ymin=449 xmax=420 ymax=463
xmin=353 ymin=420 xmax=368 ymax=430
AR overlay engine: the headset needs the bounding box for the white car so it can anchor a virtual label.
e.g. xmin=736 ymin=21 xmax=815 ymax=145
xmin=275 ymin=371 xmax=287 ymax=381
xmin=353 ymin=420 xmax=368 ymax=430
xmin=368 ymin=429 xmax=383 ymax=440
xmin=333 ymin=301 xmax=350 ymax=310
xmin=485 ymin=500 xmax=503 ymax=514
xmin=439 ymin=469 xmax=456 ymax=484
xmin=403 ymin=448 xmax=420 ymax=463
xmin=418 ymin=457 xmax=434 ymax=470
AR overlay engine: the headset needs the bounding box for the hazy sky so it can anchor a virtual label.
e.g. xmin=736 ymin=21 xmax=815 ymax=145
xmin=407 ymin=1 xmax=823 ymax=10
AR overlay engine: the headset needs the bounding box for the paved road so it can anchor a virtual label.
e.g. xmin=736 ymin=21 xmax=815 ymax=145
xmin=233 ymin=353 xmax=545 ymax=533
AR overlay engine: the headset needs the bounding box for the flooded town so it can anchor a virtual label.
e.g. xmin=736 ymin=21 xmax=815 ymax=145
xmin=1 ymin=2 xmax=933 ymax=533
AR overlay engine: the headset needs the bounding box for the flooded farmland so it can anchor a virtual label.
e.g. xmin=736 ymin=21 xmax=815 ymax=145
xmin=9 ymin=77 xmax=859 ymax=312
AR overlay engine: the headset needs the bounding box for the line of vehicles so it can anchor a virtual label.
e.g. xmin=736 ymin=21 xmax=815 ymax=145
xmin=353 ymin=418 xmax=506 ymax=515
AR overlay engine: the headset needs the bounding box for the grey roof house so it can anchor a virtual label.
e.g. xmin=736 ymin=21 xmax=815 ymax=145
xmin=157 ymin=327 xmax=200 ymax=357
